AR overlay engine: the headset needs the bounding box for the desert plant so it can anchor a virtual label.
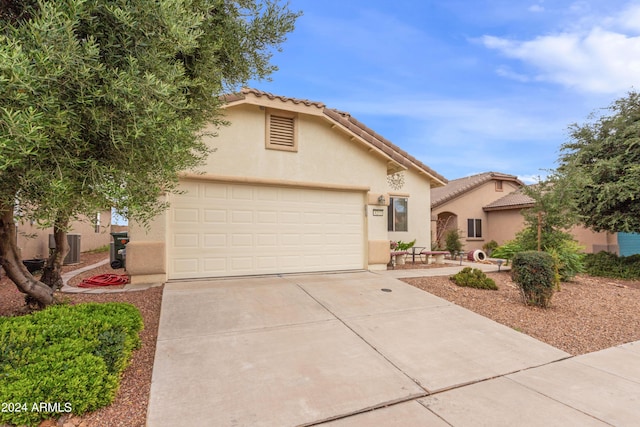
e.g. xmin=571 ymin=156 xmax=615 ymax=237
xmin=482 ymin=240 xmax=499 ymax=256
xmin=444 ymin=229 xmax=463 ymax=258
xmin=511 ymin=251 xmax=556 ymax=308
xmin=450 ymin=267 xmax=498 ymax=290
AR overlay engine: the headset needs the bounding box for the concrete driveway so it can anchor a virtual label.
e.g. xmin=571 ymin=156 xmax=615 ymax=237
xmin=147 ymin=271 xmax=640 ymax=426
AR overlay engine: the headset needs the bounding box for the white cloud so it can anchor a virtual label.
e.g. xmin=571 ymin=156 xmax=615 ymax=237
xmin=613 ymin=4 xmax=640 ymax=33
xmin=518 ymin=174 xmax=545 ymax=184
xmin=496 ymin=65 xmax=531 ymax=82
xmin=482 ymin=3 xmax=640 ymax=94
xmin=529 ymin=4 xmax=545 ymax=13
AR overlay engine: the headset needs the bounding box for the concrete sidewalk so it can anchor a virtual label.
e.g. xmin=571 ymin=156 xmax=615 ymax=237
xmin=147 ymin=271 xmax=640 ymax=426
xmin=381 ymin=259 xmax=508 ymax=279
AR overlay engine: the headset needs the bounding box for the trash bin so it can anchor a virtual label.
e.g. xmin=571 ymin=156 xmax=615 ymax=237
xmin=110 ymin=232 xmax=129 ymax=269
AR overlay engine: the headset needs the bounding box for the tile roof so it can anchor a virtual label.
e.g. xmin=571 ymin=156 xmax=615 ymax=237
xmin=431 ymin=172 xmax=524 ymax=208
xmin=224 ymin=88 xmax=448 ymax=187
xmin=483 ymin=188 xmax=535 ymax=211
xmin=323 ymin=108 xmax=447 ymax=186
xmin=224 ymin=88 xmax=326 ymax=109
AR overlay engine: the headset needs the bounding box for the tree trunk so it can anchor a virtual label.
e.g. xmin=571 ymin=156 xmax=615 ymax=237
xmin=0 ymin=206 xmax=54 ymax=307
xmin=40 ymin=217 xmax=69 ymax=291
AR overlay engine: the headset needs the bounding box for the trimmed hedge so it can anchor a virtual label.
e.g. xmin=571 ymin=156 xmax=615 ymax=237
xmin=511 ymin=251 xmax=556 ymax=308
xmin=450 ymin=267 xmax=498 ymax=290
xmin=0 ymin=303 xmax=143 ymax=426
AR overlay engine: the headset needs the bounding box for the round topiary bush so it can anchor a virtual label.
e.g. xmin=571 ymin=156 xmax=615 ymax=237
xmin=511 ymin=251 xmax=556 ymax=308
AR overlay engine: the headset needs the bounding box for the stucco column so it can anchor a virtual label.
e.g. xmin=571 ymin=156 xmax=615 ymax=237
xmin=127 ymin=199 xmax=168 ymax=285
xmin=367 ymin=193 xmax=390 ymax=270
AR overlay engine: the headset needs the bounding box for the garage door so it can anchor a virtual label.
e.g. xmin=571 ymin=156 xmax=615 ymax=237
xmin=167 ymin=181 xmax=365 ymax=279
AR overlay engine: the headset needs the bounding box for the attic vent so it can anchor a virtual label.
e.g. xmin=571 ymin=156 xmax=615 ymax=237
xmin=266 ymin=109 xmax=297 ymax=152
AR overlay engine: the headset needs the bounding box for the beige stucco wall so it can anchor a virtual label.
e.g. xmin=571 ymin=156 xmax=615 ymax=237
xmin=16 ymin=210 xmax=112 ymax=260
xmin=485 ymin=209 xmax=528 ymax=246
xmin=569 ymin=226 xmax=617 ymax=254
xmin=202 ymin=105 xmax=389 ymax=188
xmin=129 ymin=102 xmax=436 ymax=282
xmin=433 ymin=181 xmax=520 ymax=252
xmin=486 ymin=209 xmax=617 ymax=254
xmin=388 ymin=168 xmax=432 ymax=251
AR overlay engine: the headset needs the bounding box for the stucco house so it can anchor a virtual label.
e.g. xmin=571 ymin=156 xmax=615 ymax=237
xmin=431 ymin=172 xmax=523 ymax=252
xmin=126 ymin=89 xmax=447 ymax=284
xmin=432 ymin=171 xmax=618 ymax=254
xmin=485 ymin=189 xmax=621 ymax=254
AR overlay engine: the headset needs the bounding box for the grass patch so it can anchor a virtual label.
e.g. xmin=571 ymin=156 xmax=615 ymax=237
xmin=0 ymin=303 xmax=143 ymax=426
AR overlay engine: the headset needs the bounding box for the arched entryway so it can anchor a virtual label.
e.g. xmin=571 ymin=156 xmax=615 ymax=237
xmin=434 ymin=211 xmax=457 ymax=249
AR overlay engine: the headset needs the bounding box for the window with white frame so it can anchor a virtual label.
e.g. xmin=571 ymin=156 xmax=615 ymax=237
xmin=467 ymin=218 xmax=482 ymax=238
xmin=388 ymin=197 xmax=408 ymax=232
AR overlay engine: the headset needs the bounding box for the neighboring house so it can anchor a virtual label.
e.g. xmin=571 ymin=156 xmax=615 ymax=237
xmin=16 ymin=210 xmax=112 ymax=261
xmin=485 ymin=190 xmax=619 ymax=254
xmin=127 ymin=88 xmax=447 ymax=284
xmin=431 ymin=172 xmax=523 ymax=252
xmin=431 ymin=171 xmax=618 ymax=254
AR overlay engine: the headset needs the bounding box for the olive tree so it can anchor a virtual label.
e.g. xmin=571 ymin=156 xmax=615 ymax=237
xmin=0 ymin=0 xmax=300 ymax=306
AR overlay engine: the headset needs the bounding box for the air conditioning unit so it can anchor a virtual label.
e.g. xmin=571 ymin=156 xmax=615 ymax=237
xmin=48 ymin=233 xmax=81 ymax=265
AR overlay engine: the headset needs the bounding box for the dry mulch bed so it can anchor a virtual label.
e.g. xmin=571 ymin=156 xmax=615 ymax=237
xmin=404 ymin=271 xmax=640 ymax=355
xmin=0 ymin=253 xmax=162 ymax=427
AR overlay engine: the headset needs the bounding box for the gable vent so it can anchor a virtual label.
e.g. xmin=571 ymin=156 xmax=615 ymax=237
xmin=266 ymin=111 xmax=298 ymax=151
xmin=269 ymin=115 xmax=295 ymax=147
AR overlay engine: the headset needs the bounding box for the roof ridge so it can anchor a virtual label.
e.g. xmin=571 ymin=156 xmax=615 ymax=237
xmin=240 ymin=88 xmax=326 ymax=108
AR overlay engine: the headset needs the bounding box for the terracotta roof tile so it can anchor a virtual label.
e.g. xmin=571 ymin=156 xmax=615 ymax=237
xmin=431 ymin=172 xmax=523 ymax=208
xmin=224 ymin=88 xmax=326 ymax=109
xmin=323 ymin=109 xmax=447 ymax=185
xmin=483 ymin=189 xmax=535 ymax=211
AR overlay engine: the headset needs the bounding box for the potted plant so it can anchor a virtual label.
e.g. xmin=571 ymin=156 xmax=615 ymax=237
xmin=392 ymin=239 xmax=416 ymax=265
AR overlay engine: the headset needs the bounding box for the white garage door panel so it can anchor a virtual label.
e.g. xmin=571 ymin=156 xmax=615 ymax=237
xmin=168 ymin=182 xmax=365 ymax=279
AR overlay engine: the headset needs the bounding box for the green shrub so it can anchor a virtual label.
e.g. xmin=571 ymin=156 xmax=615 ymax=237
xmin=0 ymin=303 xmax=143 ymax=426
xmin=490 ymin=240 xmax=524 ymax=264
xmin=547 ymin=240 xmax=585 ymax=282
xmin=511 ymin=251 xmax=556 ymax=308
xmin=585 ymin=251 xmax=640 ymax=279
xmin=450 ymin=267 xmax=498 ymax=290
xmin=445 ymin=229 xmax=463 ymax=257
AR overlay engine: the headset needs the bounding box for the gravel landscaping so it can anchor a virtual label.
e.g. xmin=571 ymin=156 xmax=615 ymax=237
xmin=404 ymin=271 xmax=640 ymax=355
xmin=2 ymin=255 xmax=640 ymax=426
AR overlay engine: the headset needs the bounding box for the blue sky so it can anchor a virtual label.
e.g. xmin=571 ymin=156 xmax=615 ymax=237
xmin=249 ymin=1 xmax=640 ymax=183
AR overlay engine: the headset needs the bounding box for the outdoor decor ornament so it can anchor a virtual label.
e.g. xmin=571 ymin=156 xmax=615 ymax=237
xmin=387 ymin=171 xmax=405 ymax=190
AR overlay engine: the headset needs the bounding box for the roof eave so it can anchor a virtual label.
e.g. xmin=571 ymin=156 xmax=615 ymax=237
xmin=483 ymin=203 xmax=535 ymax=212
